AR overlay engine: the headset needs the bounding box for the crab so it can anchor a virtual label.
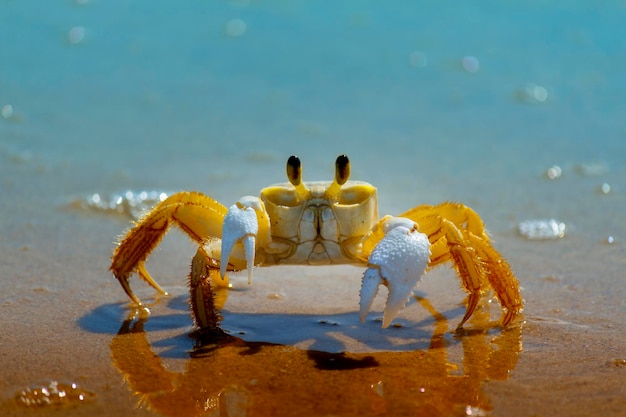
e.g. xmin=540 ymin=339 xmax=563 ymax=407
xmin=110 ymin=155 xmax=522 ymax=332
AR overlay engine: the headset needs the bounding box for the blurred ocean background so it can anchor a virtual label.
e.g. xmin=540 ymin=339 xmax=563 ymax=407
xmin=2 ymin=1 xmax=624 ymax=213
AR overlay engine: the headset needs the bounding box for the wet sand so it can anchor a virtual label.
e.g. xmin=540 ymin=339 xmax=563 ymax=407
xmin=1 ymin=152 xmax=625 ymax=416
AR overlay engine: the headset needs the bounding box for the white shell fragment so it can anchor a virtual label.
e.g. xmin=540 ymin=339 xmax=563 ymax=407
xmin=518 ymin=219 xmax=566 ymax=240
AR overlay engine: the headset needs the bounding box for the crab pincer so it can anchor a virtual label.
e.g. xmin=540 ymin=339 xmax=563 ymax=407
xmin=220 ymin=196 xmax=270 ymax=284
xmin=359 ymin=217 xmax=431 ymax=328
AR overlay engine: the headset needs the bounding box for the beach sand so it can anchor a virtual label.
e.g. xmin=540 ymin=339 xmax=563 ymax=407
xmin=1 ymin=1 xmax=625 ymax=416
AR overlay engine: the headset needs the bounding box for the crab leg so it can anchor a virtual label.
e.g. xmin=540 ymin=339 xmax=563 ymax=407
xmin=359 ymin=216 xmax=431 ymax=328
xmin=401 ymin=203 xmax=522 ymax=327
xmin=110 ymin=191 xmax=227 ymax=306
xmin=189 ymin=247 xmax=227 ymax=330
xmin=220 ymin=196 xmax=271 ymax=284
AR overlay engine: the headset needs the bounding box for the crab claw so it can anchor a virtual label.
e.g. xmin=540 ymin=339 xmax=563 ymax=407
xmin=359 ymin=217 xmax=431 ymax=328
xmin=220 ymin=196 xmax=262 ymax=284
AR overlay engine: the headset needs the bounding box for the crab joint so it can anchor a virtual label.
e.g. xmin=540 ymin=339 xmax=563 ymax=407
xmin=220 ymin=196 xmax=260 ymax=284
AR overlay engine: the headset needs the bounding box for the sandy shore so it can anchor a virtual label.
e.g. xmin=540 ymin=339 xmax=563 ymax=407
xmin=1 ymin=155 xmax=625 ymax=416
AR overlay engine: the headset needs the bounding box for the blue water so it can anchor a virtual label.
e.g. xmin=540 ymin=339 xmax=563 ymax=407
xmin=2 ymin=1 xmax=625 ymax=189
xmin=2 ymin=0 xmax=624 ymax=264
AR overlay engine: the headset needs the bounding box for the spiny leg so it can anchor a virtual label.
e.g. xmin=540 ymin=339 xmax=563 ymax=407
xmin=403 ymin=205 xmax=521 ymax=327
xmin=437 ymin=219 xmax=486 ymax=329
xmin=110 ymin=191 xmax=228 ymax=305
xmin=430 ymin=209 xmax=522 ymax=325
xmin=468 ymin=233 xmax=522 ymax=326
xmin=402 ymin=208 xmax=486 ymax=322
xmin=189 ymin=247 xmax=229 ymax=331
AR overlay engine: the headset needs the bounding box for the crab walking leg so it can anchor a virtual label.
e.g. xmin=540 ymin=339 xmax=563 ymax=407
xmin=414 ymin=216 xmax=489 ymax=328
xmin=424 ymin=217 xmax=522 ymax=327
xmin=466 ymin=233 xmax=522 ymax=325
xmin=220 ymin=196 xmax=272 ymax=284
xmin=359 ymin=217 xmax=431 ymax=328
xmin=189 ymin=247 xmax=225 ymax=330
xmin=110 ymin=191 xmax=228 ymax=305
xmin=439 ymin=219 xmax=485 ymax=328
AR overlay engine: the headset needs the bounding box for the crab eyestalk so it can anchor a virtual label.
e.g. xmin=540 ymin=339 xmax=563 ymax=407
xmin=335 ymin=154 xmax=350 ymax=185
xmin=286 ymin=155 xmax=310 ymax=202
xmin=326 ymin=154 xmax=350 ymax=199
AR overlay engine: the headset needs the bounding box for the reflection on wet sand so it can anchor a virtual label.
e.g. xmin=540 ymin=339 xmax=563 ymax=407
xmin=110 ymin=297 xmax=522 ymax=417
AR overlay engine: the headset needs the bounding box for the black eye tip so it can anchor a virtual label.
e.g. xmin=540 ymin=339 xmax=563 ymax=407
xmin=336 ymin=154 xmax=349 ymax=166
xmin=287 ymin=155 xmax=301 ymax=169
xmin=286 ymin=155 xmax=302 ymax=185
xmin=335 ymin=154 xmax=350 ymax=185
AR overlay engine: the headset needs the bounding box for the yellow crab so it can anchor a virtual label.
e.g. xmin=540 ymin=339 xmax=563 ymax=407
xmin=110 ymin=155 xmax=522 ymax=332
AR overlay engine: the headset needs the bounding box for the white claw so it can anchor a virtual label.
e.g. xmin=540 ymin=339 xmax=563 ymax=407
xmin=242 ymin=235 xmax=255 ymax=284
xmin=220 ymin=196 xmax=260 ymax=283
xmin=359 ymin=217 xmax=431 ymax=328
xmin=359 ymin=268 xmax=383 ymax=323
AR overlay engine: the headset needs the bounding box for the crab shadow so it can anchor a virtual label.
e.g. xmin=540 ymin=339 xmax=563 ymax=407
xmin=79 ymin=292 xmax=474 ymax=357
xmin=97 ymin=294 xmax=523 ymax=417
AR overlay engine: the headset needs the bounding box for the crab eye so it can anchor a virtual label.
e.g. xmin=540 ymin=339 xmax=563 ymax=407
xmin=286 ymin=155 xmax=302 ymax=186
xmin=335 ymin=155 xmax=350 ymax=185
